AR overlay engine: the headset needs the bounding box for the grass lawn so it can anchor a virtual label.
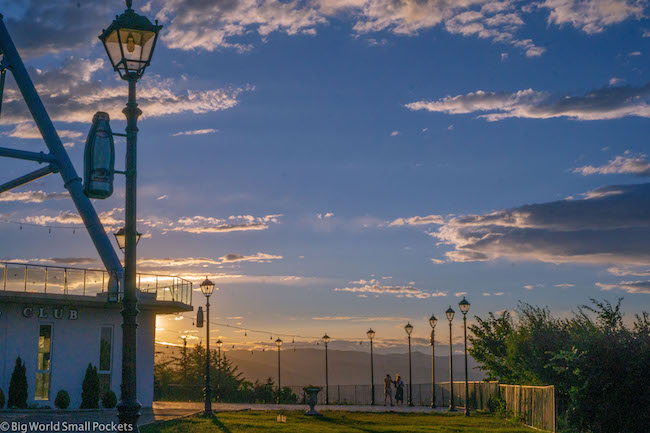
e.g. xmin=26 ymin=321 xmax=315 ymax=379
xmin=141 ymin=411 xmax=534 ymax=433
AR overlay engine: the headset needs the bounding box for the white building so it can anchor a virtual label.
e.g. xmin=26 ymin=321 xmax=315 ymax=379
xmin=0 ymin=262 xmax=192 ymax=408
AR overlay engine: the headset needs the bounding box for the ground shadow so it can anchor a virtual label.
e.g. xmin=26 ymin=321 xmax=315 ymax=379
xmin=210 ymin=415 xmax=233 ymax=433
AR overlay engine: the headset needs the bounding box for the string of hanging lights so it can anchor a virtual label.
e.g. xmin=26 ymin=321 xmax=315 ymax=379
xmin=0 ymin=218 xmax=84 ymax=233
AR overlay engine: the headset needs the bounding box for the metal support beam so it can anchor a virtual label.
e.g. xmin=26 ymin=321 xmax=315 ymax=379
xmin=0 ymin=146 xmax=57 ymax=164
xmin=0 ymin=15 xmax=123 ymax=288
xmin=0 ymin=165 xmax=56 ymax=194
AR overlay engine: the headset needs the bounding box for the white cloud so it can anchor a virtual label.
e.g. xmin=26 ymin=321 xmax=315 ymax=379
xmin=573 ymin=153 xmax=650 ymax=177
xmin=157 ymin=195 xmax=168 ymax=200
xmin=628 ymin=50 xmax=642 ymax=56
xmin=0 ymin=57 xmax=249 ymax=126
xmin=311 ymin=316 xmax=409 ymax=322
xmin=607 ymin=267 xmax=650 ymax=276
xmin=609 ymin=77 xmax=624 ymax=86
xmin=317 ymin=212 xmax=335 ymax=220
xmin=430 ymin=258 xmax=446 ymax=264
xmin=0 ymin=191 xmax=68 ymax=203
xmin=541 ymin=0 xmax=646 ymax=34
xmin=154 ymin=0 xmax=546 ymax=57
xmin=432 ymin=183 xmax=650 ymax=266
xmin=219 ymin=252 xmax=283 ymax=263
xmin=169 ymin=214 xmax=282 ymax=234
xmin=406 ymin=83 xmax=650 ymax=121
xmin=334 ymin=278 xmax=447 ymax=299
xmin=4 ymin=122 xmax=82 ymax=141
xmin=389 ymin=215 xmax=445 ymax=226
xmin=390 ymin=130 xmax=400 ymax=136
xmin=555 ymin=283 xmax=575 ymax=287
xmin=172 ymin=128 xmax=218 ymax=136
xmin=597 ymin=280 xmax=650 ymax=294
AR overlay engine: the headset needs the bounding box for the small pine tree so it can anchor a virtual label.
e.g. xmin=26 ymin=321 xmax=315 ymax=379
xmin=8 ymin=357 xmax=28 ymax=408
xmin=0 ymin=387 xmax=5 ymax=409
xmin=55 ymin=390 xmax=70 ymax=409
xmin=80 ymin=364 xmax=100 ymax=409
xmin=102 ymin=390 xmax=117 ymax=408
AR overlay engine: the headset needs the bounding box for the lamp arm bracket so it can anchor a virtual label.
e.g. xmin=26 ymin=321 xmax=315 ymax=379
xmin=112 ymin=132 xmax=128 ymax=138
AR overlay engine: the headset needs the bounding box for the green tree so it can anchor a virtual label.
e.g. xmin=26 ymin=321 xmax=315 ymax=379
xmin=8 ymin=357 xmax=28 ymax=408
xmin=469 ymin=299 xmax=650 ymax=433
xmin=80 ymin=364 xmax=100 ymax=409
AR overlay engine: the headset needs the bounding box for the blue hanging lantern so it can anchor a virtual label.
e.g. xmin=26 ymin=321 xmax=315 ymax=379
xmin=83 ymin=111 xmax=115 ymax=199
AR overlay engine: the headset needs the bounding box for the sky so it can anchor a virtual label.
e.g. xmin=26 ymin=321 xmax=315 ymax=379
xmin=0 ymin=0 xmax=649 ymax=354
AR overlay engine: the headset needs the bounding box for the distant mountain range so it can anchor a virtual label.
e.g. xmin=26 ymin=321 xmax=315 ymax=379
xmin=156 ymin=345 xmax=485 ymax=386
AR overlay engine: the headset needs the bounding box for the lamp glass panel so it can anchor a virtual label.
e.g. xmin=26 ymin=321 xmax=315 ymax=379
xmin=103 ymin=30 xmax=122 ymax=69
xmin=367 ymin=329 xmax=375 ymax=340
xmin=114 ymin=230 xmax=126 ymax=250
xmin=446 ymin=308 xmax=455 ymax=321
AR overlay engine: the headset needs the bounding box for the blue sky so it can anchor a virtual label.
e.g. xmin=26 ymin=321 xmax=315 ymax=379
xmin=0 ymin=0 xmax=649 ymax=353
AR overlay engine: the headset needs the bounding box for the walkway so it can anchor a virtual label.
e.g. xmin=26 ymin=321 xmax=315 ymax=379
xmin=155 ymin=400 xmax=452 ymax=414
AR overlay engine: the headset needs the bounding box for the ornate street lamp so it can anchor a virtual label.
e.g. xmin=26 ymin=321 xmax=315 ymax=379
xmin=429 ymin=314 xmax=438 ymax=408
xmin=113 ymin=227 xmax=141 ymax=252
xmin=216 ymin=339 xmax=223 ymax=402
xmin=367 ymin=328 xmax=376 ymax=405
xmin=322 ymin=334 xmax=331 ymax=404
xmin=459 ymin=297 xmax=471 ymax=416
xmin=99 ymin=2 xmax=161 ymax=430
xmin=446 ymin=306 xmax=456 ymax=411
xmin=200 ymin=278 xmax=215 ymax=416
xmin=404 ymin=322 xmax=414 ymax=407
xmin=276 ymin=338 xmax=283 ymax=403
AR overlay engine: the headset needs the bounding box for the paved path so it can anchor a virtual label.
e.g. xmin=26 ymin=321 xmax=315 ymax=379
xmin=155 ymin=400 xmax=452 ymax=414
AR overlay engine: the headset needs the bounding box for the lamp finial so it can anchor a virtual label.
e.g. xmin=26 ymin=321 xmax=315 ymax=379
xmin=126 ymin=0 xmax=133 ymax=10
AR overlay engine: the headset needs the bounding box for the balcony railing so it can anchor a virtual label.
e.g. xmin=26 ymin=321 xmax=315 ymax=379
xmin=0 ymin=261 xmax=192 ymax=306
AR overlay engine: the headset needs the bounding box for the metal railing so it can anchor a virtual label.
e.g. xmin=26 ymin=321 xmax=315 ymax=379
xmin=0 ymin=261 xmax=192 ymax=306
xmin=284 ymin=380 xmax=500 ymax=408
xmin=153 ymin=380 xmax=556 ymax=431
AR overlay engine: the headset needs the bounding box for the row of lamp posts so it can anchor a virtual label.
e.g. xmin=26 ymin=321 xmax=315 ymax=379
xmin=365 ymin=297 xmax=471 ymax=414
xmin=198 ymin=275 xmax=471 ymax=415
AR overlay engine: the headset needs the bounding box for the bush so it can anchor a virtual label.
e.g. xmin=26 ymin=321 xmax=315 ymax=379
xmin=0 ymin=387 xmax=5 ymax=409
xmin=55 ymin=390 xmax=70 ymax=409
xmin=102 ymin=390 xmax=117 ymax=408
xmin=486 ymin=394 xmax=507 ymax=416
xmin=469 ymin=300 xmax=650 ymax=433
xmin=8 ymin=357 xmax=28 ymax=409
xmin=80 ymin=364 xmax=100 ymax=409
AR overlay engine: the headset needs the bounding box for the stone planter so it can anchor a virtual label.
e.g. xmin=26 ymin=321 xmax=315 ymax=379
xmin=303 ymin=386 xmax=322 ymax=416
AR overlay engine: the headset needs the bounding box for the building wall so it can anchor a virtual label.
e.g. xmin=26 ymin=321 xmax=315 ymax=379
xmin=0 ymin=301 xmax=156 ymax=408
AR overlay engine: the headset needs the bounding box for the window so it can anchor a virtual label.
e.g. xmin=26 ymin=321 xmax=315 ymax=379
xmin=35 ymin=325 xmax=52 ymax=400
xmin=99 ymin=326 xmax=113 ymax=394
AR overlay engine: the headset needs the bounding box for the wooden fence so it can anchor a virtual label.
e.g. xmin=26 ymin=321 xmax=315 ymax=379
xmin=500 ymin=384 xmax=556 ymax=432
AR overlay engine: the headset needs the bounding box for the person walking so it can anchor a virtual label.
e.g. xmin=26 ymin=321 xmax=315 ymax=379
xmin=384 ymin=374 xmax=394 ymax=406
xmin=394 ymin=374 xmax=405 ymax=406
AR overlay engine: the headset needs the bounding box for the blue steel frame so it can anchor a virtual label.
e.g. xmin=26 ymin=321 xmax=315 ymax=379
xmin=0 ymin=14 xmax=123 ymax=294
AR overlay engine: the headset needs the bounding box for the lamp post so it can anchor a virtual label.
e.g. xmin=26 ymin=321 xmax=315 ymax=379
xmin=429 ymin=314 xmax=438 ymax=408
xmin=276 ymin=338 xmax=283 ymax=403
xmin=199 ymin=278 xmax=215 ymax=416
xmin=100 ymin=2 xmax=161 ymax=430
xmin=446 ymin=306 xmax=456 ymax=411
xmin=367 ymin=328 xmax=376 ymax=405
xmin=322 ymin=334 xmax=330 ymax=405
xmin=459 ymin=297 xmax=471 ymax=416
xmin=404 ymin=322 xmax=414 ymax=407
xmin=216 ymin=339 xmax=223 ymax=402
